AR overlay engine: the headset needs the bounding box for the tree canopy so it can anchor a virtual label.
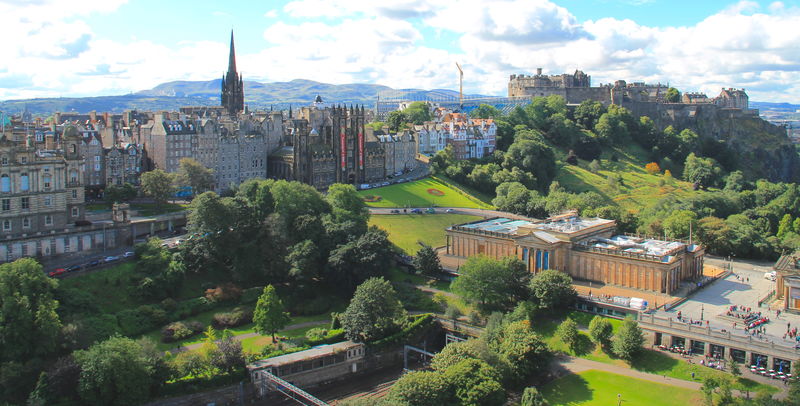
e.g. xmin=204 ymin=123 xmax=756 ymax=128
xmin=176 ymin=158 xmax=214 ymax=194
xmin=341 ymin=277 xmax=406 ymax=342
xmin=528 ymin=269 xmax=576 ymax=311
xmin=451 ymin=255 xmax=530 ymax=311
xmin=140 ymin=169 xmax=175 ymax=206
xmin=253 ymin=285 xmax=291 ymax=340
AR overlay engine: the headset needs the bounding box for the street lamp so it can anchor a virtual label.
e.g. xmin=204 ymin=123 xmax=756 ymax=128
xmin=701 ymin=304 xmax=704 ymax=321
xmin=617 ymin=393 xmax=622 ymax=406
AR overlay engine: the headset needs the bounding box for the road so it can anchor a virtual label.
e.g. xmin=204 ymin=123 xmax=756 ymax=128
xmin=368 ymin=206 xmax=529 ymax=219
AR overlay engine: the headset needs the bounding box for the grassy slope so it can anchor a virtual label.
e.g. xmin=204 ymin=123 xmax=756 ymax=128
xmin=542 ymin=369 xmax=703 ymax=406
xmin=358 ymin=177 xmax=492 ymax=209
xmin=369 ymin=213 xmax=482 ymax=254
xmin=556 ymin=143 xmax=700 ymax=213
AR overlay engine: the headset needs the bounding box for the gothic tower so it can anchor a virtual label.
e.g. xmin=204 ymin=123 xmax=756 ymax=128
xmin=221 ymin=31 xmax=244 ymax=116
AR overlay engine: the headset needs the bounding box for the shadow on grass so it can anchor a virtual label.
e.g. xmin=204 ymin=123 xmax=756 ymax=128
xmin=542 ymin=373 xmax=593 ymax=405
xmin=629 ymin=350 xmax=680 ymax=374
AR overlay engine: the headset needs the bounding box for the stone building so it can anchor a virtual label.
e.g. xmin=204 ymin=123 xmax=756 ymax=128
xmin=0 ymin=126 xmax=86 ymax=259
xmin=104 ymin=143 xmax=145 ymax=186
xmin=774 ymin=251 xmax=800 ymax=312
xmin=445 ymin=212 xmax=705 ymax=295
xmin=221 ymin=31 xmax=245 ymax=116
xmin=682 ymin=92 xmax=710 ymax=104
xmin=143 ymin=115 xmax=198 ymax=173
xmin=414 ymin=123 xmax=446 ymax=156
xmin=80 ymin=128 xmax=105 ymax=197
xmin=373 ymin=129 xmax=417 ymax=175
xmin=715 ymin=88 xmax=749 ymax=110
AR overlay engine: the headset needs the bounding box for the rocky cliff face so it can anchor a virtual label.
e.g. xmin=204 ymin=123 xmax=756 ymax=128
xmin=624 ymin=101 xmax=800 ymax=183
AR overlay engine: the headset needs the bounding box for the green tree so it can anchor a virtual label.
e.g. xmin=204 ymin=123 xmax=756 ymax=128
xmin=386 ymin=370 xmax=452 ymax=406
xmin=404 ymin=101 xmax=433 ymax=124
xmin=470 ymin=104 xmax=501 ymax=119
xmin=663 ymin=209 xmax=698 ymax=239
xmin=573 ymin=100 xmax=605 ymax=130
xmin=778 ymin=214 xmax=794 ymax=239
xmin=520 ymin=386 xmax=549 ymax=406
xmin=683 ymin=153 xmax=722 ymax=189
xmin=696 ymin=216 xmax=734 ymax=255
xmin=528 ymin=269 xmax=577 ymax=311
xmin=430 ymin=339 xmax=502 ymax=372
xmin=451 ymin=255 xmax=530 ymax=311
xmin=557 ymin=318 xmax=580 ymax=353
xmin=253 ymin=285 xmax=291 ymax=341
xmin=413 ymin=245 xmax=442 ymax=276
xmin=442 ymin=359 xmax=505 ymax=406
xmin=341 ymin=277 xmax=406 ymax=342
xmin=104 ymin=183 xmax=137 ymax=203
xmin=74 ymin=336 xmax=154 ymax=406
xmin=387 ymin=110 xmax=409 ymax=132
xmin=491 ymin=320 xmax=551 ymax=382
xmin=502 ymin=137 xmax=556 ymax=191
xmin=140 ymin=169 xmax=176 ymax=207
xmin=188 ymin=191 xmax=231 ymax=233
xmin=588 ymin=316 xmax=613 ymax=347
xmin=176 ymin=157 xmax=214 ymax=194
xmin=612 ymin=317 xmax=645 ymax=361
xmin=0 ymin=258 xmax=61 ymax=362
xmin=724 ymin=170 xmax=746 ymax=192
xmin=665 ymin=87 xmax=681 ymax=103
xmin=729 ymin=360 xmax=741 ymax=379
xmin=326 ymin=183 xmax=369 ymax=228
xmin=328 ymin=226 xmax=393 ymax=290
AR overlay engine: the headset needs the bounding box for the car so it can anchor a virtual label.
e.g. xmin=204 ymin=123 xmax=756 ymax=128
xmin=66 ymin=264 xmax=82 ymax=273
xmin=445 ymin=209 xmax=455 ymax=213
xmin=410 ymin=208 xmax=423 ymax=214
xmin=86 ymin=259 xmax=100 ymax=268
xmin=161 ymin=242 xmax=170 ymax=248
xmin=104 ymin=256 xmax=120 ymax=263
xmin=390 ymin=209 xmax=400 ymax=214
xmin=381 ymin=181 xmax=390 ymax=186
xmin=123 ymin=251 xmax=135 ymax=258
xmin=48 ymin=268 xmax=67 ymax=277
xmin=765 ymin=271 xmax=777 ymax=281
xmin=175 ymin=239 xmax=184 ymax=245
xmin=426 ymin=208 xmax=436 ymax=214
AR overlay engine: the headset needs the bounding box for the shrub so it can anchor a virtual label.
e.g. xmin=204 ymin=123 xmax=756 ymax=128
xmin=307 ymin=329 xmax=345 ymax=346
xmin=289 ymin=295 xmax=332 ymax=316
xmin=645 ymin=162 xmax=661 ymax=174
xmin=240 ymin=286 xmax=264 ymax=304
xmin=305 ymin=328 xmax=328 ymax=342
xmin=56 ymin=287 xmax=100 ymax=315
xmin=161 ymin=298 xmax=178 ymax=311
xmin=211 ymin=307 xmax=253 ymax=329
xmin=444 ymin=305 xmax=462 ymax=319
xmin=175 ymin=297 xmax=215 ymax=319
xmin=137 ymin=304 xmax=168 ymax=326
xmin=565 ymin=150 xmax=578 ymax=165
xmin=204 ymin=283 xmax=242 ymax=303
xmin=78 ymin=314 xmax=120 ymax=343
xmin=162 ymin=321 xmax=205 ymax=342
xmin=116 ymin=307 xmax=162 ymax=336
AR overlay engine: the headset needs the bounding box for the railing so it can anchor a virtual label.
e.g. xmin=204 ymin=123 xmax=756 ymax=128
xmin=758 ymin=290 xmax=776 ymax=308
xmin=448 ymin=225 xmax=514 ymax=239
xmin=572 ymin=243 xmax=669 ymax=263
xmin=253 ymin=370 xmax=328 ymax=406
xmin=639 ymin=313 xmax=800 ymax=355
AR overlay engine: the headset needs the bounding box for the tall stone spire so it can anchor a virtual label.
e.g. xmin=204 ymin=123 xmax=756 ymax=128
xmin=221 ymin=30 xmax=244 ymax=116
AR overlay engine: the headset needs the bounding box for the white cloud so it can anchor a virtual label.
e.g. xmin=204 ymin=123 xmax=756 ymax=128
xmin=1 ymin=0 xmax=800 ymax=103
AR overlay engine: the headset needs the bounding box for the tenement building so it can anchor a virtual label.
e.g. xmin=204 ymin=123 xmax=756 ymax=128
xmin=445 ymin=212 xmax=705 ymax=295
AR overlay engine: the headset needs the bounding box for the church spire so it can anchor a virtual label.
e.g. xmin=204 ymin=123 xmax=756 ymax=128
xmin=228 ymin=30 xmax=237 ymax=75
xmin=221 ymin=30 xmax=244 ymax=116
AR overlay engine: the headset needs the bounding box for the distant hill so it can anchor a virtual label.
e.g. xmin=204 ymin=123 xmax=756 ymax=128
xmin=0 ymin=79 xmax=490 ymax=115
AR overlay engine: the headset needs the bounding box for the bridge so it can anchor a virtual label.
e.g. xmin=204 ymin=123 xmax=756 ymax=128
xmin=252 ymin=369 xmax=329 ymax=406
xmin=433 ymin=315 xmax=484 ymax=339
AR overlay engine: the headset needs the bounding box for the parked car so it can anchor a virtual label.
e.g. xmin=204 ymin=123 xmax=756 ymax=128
xmin=123 ymin=251 xmax=135 ymax=258
xmin=104 ymin=256 xmax=120 ymax=263
xmin=411 ymin=208 xmax=423 ymax=214
xmin=426 ymin=208 xmax=436 ymax=214
xmin=48 ymin=268 xmax=67 ymax=277
xmin=65 ymin=264 xmax=82 ymax=273
xmin=390 ymin=209 xmax=400 ymax=214
xmin=381 ymin=181 xmax=390 ymax=186
xmin=445 ymin=208 xmax=455 ymax=213
xmin=86 ymin=259 xmax=100 ymax=268
xmin=765 ymin=271 xmax=777 ymax=281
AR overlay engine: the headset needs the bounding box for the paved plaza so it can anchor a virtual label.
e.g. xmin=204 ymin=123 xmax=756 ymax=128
xmin=669 ymin=262 xmax=799 ymax=345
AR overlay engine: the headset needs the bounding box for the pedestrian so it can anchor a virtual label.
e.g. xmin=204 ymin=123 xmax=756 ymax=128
xmin=691 ymin=372 xmax=695 ymax=380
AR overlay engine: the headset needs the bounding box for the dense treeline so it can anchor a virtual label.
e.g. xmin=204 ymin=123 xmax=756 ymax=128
xmin=431 ymin=97 xmax=800 ymax=260
xmin=0 ymin=179 xmax=394 ymax=405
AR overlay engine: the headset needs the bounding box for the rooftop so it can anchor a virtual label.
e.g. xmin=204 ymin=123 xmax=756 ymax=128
xmin=533 ymin=214 xmax=614 ymax=234
xmin=456 ymin=217 xmax=535 ymax=235
xmin=580 ymin=235 xmax=686 ymax=261
xmin=247 ymin=341 xmax=361 ymax=370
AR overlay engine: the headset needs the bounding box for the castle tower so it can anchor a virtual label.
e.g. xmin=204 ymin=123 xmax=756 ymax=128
xmin=221 ymin=31 xmax=245 ymax=116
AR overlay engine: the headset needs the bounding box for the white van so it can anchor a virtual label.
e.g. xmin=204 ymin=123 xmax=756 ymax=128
xmin=765 ymin=271 xmax=777 ymax=281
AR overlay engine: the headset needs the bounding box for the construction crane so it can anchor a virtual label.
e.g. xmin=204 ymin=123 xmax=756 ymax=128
xmin=455 ymin=62 xmax=463 ymax=109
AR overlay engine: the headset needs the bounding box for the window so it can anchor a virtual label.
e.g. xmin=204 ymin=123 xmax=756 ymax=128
xmin=22 ymin=218 xmax=30 ymax=228
xmin=71 ymin=207 xmax=78 ymax=217
xmin=71 ymin=190 xmax=77 ymax=199
xmin=43 ymin=174 xmax=51 ymax=189
xmin=94 ymin=163 xmax=101 ymax=172
xmin=20 ymin=157 xmax=27 ymax=164
xmin=43 ymin=197 xmax=51 ymax=207
xmin=44 ymin=215 xmax=52 ymax=226
xmin=69 ymin=170 xmax=78 ymax=184
xmin=20 ymin=173 xmax=29 ymax=191
xmin=2 ymin=220 xmax=10 ymax=231
xmin=70 ymin=144 xmax=76 ymax=154
xmin=94 ymin=155 xmax=101 ymax=161
xmin=0 ymin=157 xmax=7 ymax=166
xmin=21 ymin=197 xmax=29 ymax=210
xmin=2 ymin=199 xmax=9 ymax=211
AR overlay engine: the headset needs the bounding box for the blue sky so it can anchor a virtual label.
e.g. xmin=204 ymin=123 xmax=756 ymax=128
xmin=1 ymin=0 xmax=799 ymax=102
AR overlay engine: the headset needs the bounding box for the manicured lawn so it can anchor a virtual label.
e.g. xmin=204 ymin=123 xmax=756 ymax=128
xmin=240 ymin=325 xmax=320 ymax=353
xmin=387 ymin=267 xmax=451 ymax=292
xmin=358 ymin=177 xmax=492 ymax=208
xmin=542 ymin=369 xmax=703 ymax=406
xmin=432 ymin=175 xmax=496 ymax=206
xmin=369 ymin=213 xmax=482 ymax=254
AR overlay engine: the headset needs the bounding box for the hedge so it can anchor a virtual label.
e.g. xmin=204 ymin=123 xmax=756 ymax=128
xmin=306 ymin=329 xmax=345 ymax=347
xmin=368 ymin=313 xmax=434 ymax=348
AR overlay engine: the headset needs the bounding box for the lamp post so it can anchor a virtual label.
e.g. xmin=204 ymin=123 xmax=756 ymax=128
xmin=701 ymin=304 xmax=704 ymax=321
xmin=617 ymin=393 xmax=622 ymax=406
